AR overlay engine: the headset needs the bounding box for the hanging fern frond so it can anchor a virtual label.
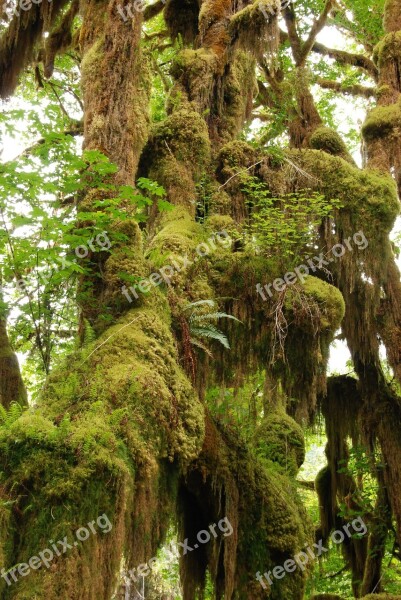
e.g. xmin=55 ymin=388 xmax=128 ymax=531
xmin=190 ymin=326 xmax=231 ymax=349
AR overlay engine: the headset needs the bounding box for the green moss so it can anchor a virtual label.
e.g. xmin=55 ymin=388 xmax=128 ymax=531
xmin=362 ymin=100 xmax=401 ymax=141
xmin=147 ymin=206 xmax=203 ymax=264
xmin=290 ymin=149 xmax=399 ymax=235
xmin=229 ymin=0 xmax=278 ymax=55
xmin=149 ymin=105 xmax=210 ymax=167
xmin=0 ymin=300 xmax=205 ymax=597
xmin=310 ymin=126 xmax=354 ymax=162
xmin=142 ymin=104 xmax=211 ymax=209
xmin=170 ymin=49 xmax=218 ymax=112
xmin=297 ymin=277 xmax=345 ymax=331
xmin=373 ymin=31 xmax=401 ymax=67
xmin=217 ymin=139 xmax=256 ymax=181
xmin=184 ymin=417 xmax=312 ymax=599
xmin=254 ymin=411 xmax=305 ymax=476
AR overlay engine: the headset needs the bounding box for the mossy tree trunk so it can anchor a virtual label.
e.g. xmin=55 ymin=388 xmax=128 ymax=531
xmin=0 ymin=315 xmax=27 ymax=409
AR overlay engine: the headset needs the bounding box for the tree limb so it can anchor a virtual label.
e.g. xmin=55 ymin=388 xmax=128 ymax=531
xmin=316 ymin=77 xmax=376 ymax=98
xmin=283 ymin=5 xmax=302 ymax=63
xmin=312 ymin=42 xmax=378 ymax=80
xmin=299 ymin=0 xmax=335 ymax=64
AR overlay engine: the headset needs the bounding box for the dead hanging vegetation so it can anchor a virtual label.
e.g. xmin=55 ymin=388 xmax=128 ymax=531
xmin=0 ymin=0 xmax=69 ymax=97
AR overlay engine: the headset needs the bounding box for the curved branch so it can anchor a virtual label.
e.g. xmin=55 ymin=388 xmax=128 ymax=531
xmin=312 ymin=42 xmax=378 ymax=80
xmin=316 ymin=77 xmax=376 ymax=98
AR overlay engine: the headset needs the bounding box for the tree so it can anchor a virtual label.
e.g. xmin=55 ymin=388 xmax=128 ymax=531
xmin=0 ymin=0 xmax=400 ymax=599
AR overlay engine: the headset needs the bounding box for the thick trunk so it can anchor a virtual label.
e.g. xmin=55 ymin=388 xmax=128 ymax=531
xmin=0 ymin=317 xmax=27 ymax=409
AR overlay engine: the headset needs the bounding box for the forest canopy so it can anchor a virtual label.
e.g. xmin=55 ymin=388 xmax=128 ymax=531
xmin=1 ymin=0 xmax=401 ymax=598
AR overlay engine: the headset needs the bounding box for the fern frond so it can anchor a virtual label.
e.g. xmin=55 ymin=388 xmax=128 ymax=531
xmin=189 ymin=337 xmax=214 ymax=357
xmin=183 ymin=300 xmax=215 ymax=310
xmin=190 ymin=326 xmax=230 ymax=349
xmin=191 ymin=312 xmax=242 ymax=323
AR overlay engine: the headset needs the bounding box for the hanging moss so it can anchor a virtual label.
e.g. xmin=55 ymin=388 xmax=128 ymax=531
xmin=285 ymin=278 xmax=345 ymax=333
xmin=179 ymin=415 xmax=311 ymax=600
xmin=164 ymin=0 xmax=200 ymax=44
xmin=0 ymin=0 xmax=68 ymax=98
xmin=254 ymin=411 xmax=305 ymax=476
xmin=289 ymin=149 xmax=399 ymax=235
xmin=229 ymin=0 xmax=279 ymax=57
xmin=0 ymin=299 xmax=205 ymax=598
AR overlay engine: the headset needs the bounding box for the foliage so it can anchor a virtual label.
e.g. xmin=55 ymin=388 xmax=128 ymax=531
xmin=242 ymin=175 xmax=343 ymax=264
xmin=183 ymin=299 xmax=241 ymax=353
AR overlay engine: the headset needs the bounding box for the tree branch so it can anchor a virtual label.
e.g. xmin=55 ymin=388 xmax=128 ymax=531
xmin=316 ymin=77 xmax=376 ymax=98
xmin=299 ymin=0 xmax=335 ymax=64
xmin=312 ymin=42 xmax=378 ymax=80
xmin=283 ymin=5 xmax=302 ymax=63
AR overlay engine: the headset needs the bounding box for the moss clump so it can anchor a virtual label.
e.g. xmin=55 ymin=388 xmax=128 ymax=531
xmin=199 ymin=0 xmax=231 ymax=34
xmin=141 ymin=104 xmax=211 ymax=209
xmin=148 ymin=105 xmax=210 ymax=168
xmin=170 ymin=49 xmax=218 ymax=111
xmin=290 ymin=149 xmax=399 ymax=235
xmin=147 ymin=206 xmax=203 ymax=265
xmin=284 ymin=278 xmax=345 ymax=333
xmin=205 ymin=214 xmax=237 ymax=236
xmin=217 ymin=140 xmax=256 ymax=186
xmin=254 ymin=411 xmax=305 ymax=476
xmin=220 ymin=51 xmax=258 ymax=139
xmin=373 ymin=31 xmax=401 ymax=67
xmin=310 ymin=126 xmax=354 ymax=162
xmin=362 ymin=100 xmax=401 ymax=141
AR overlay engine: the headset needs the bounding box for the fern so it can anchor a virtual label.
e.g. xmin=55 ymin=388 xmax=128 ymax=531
xmin=0 ymin=402 xmax=24 ymax=428
xmin=190 ymin=326 xmax=231 ymax=349
xmin=83 ymin=319 xmax=97 ymax=346
xmin=183 ymin=300 xmax=241 ymax=354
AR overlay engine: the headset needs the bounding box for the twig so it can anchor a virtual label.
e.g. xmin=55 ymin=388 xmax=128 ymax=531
xmin=80 ymin=316 xmax=140 ymax=365
xmin=218 ymin=159 xmax=266 ymax=189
